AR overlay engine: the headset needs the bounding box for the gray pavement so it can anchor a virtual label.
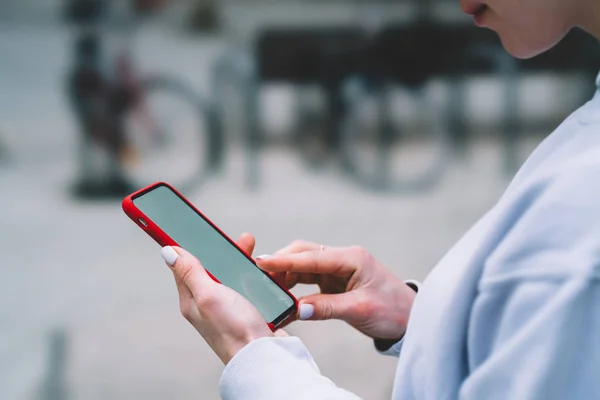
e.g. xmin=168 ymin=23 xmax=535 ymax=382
xmin=0 ymin=137 xmax=513 ymax=399
xmin=1 ymin=144 xmax=513 ymax=400
xmin=0 ymin=20 xmax=549 ymax=400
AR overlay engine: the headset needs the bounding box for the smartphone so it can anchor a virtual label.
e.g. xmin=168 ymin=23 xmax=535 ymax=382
xmin=122 ymin=182 xmax=297 ymax=329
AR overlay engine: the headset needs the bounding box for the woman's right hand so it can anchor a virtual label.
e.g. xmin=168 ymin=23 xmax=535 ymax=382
xmin=256 ymin=241 xmax=417 ymax=341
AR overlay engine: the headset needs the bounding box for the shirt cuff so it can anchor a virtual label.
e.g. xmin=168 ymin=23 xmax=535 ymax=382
xmin=220 ymin=336 xmax=338 ymax=400
xmin=373 ymin=279 xmax=421 ymax=357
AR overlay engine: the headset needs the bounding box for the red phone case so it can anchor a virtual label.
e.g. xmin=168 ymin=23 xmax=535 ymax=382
xmin=122 ymin=182 xmax=298 ymax=331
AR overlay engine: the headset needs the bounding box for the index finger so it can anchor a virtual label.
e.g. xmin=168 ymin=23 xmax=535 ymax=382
xmin=257 ymin=248 xmax=356 ymax=278
xmin=274 ymin=240 xmax=321 ymax=255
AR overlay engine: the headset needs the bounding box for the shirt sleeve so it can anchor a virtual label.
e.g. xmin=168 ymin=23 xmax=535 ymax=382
xmin=459 ymin=159 xmax=600 ymax=399
xmin=220 ymin=336 xmax=363 ymax=400
xmin=374 ymin=280 xmax=421 ymax=357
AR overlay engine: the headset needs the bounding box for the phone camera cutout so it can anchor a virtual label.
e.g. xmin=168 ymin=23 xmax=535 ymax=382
xmin=138 ymin=218 xmax=148 ymax=228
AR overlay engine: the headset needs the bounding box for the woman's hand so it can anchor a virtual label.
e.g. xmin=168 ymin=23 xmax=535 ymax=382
xmin=257 ymin=240 xmax=417 ymax=341
xmin=161 ymin=233 xmax=282 ymax=365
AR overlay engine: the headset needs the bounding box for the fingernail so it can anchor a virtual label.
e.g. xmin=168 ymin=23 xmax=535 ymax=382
xmin=299 ymin=304 xmax=314 ymax=320
xmin=161 ymin=246 xmax=179 ymax=266
xmin=255 ymin=254 xmax=271 ymax=261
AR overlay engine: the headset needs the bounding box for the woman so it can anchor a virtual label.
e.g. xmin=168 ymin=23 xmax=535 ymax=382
xmin=159 ymin=0 xmax=600 ymax=398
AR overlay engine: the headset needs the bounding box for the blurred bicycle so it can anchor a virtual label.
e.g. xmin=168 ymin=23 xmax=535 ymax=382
xmin=65 ymin=0 xmax=222 ymax=199
xmin=338 ymin=76 xmax=451 ymax=193
xmin=282 ymin=23 xmax=451 ymax=194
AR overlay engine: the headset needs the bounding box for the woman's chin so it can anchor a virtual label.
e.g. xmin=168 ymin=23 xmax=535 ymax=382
xmin=501 ymin=43 xmax=542 ymax=60
xmin=497 ymin=30 xmax=569 ymax=60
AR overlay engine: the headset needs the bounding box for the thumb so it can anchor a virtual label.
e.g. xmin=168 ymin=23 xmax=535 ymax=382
xmin=274 ymin=329 xmax=290 ymax=338
xmin=161 ymin=246 xmax=213 ymax=298
xmin=297 ymin=292 xmax=356 ymax=322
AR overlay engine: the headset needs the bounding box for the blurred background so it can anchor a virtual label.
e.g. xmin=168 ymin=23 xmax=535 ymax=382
xmin=1 ymin=0 xmax=599 ymax=399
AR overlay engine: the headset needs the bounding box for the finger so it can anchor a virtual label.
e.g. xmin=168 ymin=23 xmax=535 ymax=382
xmin=237 ymin=233 xmax=256 ymax=257
xmin=284 ymin=272 xmax=300 ymax=289
xmin=292 ymin=272 xmax=322 ymax=286
xmin=265 ymin=271 xmax=319 ymax=290
xmin=258 ymin=248 xmax=356 ymax=277
xmin=274 ymin=240 xmax=322 ymax=255
xmin=265 ymin=271 xmax=286 ymax=287
xmin=256 ymin=240 xmax=323 ymax=283
xmin=274 ymin=329 xmax=290 ymax=337
xmin=161 ymin=246 xmax=214 ymax=299
xmin=283 ymin=272 xmax=320 ymax=289
xmin=265 ymin=271 xmax=299 ymax=290
xmin=297 ymin=292 xmax=358 ymax=322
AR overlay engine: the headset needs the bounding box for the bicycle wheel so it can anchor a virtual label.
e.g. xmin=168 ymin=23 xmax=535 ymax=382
xmin=123 ymin=76 xmax=223 ymax=195
xmin=339 ymin=77 xmax=451 ymax=193
xmin=0 ymin=136 xmax=9 ymax=166
xmin=293 ymin=91 xmax=333 ymax=170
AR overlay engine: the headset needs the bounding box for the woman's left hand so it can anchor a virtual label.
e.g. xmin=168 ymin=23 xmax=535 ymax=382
xmin=161 ymin=233 xmax=280 ymax=364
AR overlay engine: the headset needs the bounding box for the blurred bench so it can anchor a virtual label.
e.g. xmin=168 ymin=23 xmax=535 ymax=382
xmin=255 ymin=24 xmax=600 ymax=173
xmin=257 ymin=24 xmax=599 ymax=91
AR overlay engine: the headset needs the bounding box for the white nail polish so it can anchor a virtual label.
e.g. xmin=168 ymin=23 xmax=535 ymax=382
xmin=299 ymin=304 xmax=314 ymax=320
xmin=161 ymin=246 xmax=179 ymax=266
xmin=256 ymin=254 xmax=271 ymax=261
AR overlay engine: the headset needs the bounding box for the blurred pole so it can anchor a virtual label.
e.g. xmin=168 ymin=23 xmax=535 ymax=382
xmin=211 ymin=50 xmax=261 ymax=191
xmin=0 ymin=135 xmax=9 ymax=165
xmin=39 ymin=328 xmax=69 ymax=400
xmin=324 ymin=81 xmax=344 ymax=155
xmin=461 ymin=44 xmax=520 ymax=174
xmin=470 ymin=46 xmax=520 ymax=174
xmin=376 ymin=83 xmax=394 ymax=189
xmin=242 ymin=54 xmax=261 ymax=191
xmin=448 ymin=78 xmax=469 ymax=160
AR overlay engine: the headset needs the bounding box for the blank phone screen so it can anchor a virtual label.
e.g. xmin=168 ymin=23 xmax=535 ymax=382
xmin=133 ymin=185 xmax=295 ymax=323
